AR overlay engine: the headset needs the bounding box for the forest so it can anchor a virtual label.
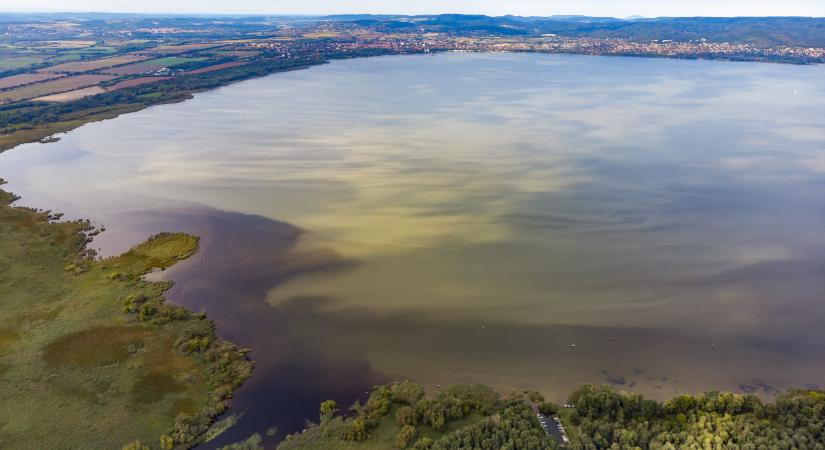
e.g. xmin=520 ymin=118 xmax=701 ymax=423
xmin=270 ymin=381 xmax=825 ymax=450
xmin=569 ymin=385 xmax=825 ymax=449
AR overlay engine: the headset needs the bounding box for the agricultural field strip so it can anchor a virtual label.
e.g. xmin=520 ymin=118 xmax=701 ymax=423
xmin=0 ymin=55 xmax=47 ymax=70
xmin=38 ymin=54 xmax=149 ymax=74
xmin=101 ymin=56 xmax=208 ymax=76
xmin=34 ymin=86 xmax=107 ymax=102
xmin=0 ymin=74 xmax=115 ymax=104
xmin=142 ymin=43 xmax=228 ymax=54
xmin=184 ymin=61 xmax=247 ymax=75
xmin=0 ymin=73 xmax=64 ymax=91
xmin=105 ymin=76 xmax=171 ymax=91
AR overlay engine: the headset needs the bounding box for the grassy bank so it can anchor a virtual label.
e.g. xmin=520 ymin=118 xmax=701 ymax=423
xmin=0 ymin=179 xmax=253 ymax=449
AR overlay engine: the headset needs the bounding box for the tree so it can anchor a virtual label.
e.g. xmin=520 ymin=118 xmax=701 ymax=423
xmin=343 ymin=417 xmax=370 ymax=441
xmin=159 ymin=434 xmax=174 ymax=450
xmin=395 ymin=425 xmax=417 ymax=448
xmin=391 ymin=380 xmax=425 ymax=404
xmin=527 ymin=391 xmax=545 ymax=403
xmin=320 ymin=399 xmax=338 ymax=422
xmin=412 ymin=437 xmax=433 ymax=450
xmin=122 ymin=442 xmax=149 ymax=450
xmin=538 ymin=401 xmax=559 ymax=416
xmin=396 ymin=405 xmax=416 ymax=426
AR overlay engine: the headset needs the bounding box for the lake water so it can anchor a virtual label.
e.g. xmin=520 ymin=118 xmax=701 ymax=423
xmin=2 ymin=53 xmax=825 ymax=446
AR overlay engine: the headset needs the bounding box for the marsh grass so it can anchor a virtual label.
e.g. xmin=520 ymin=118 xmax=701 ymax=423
xmin=0 ymin=179 xmax=253 ymax=449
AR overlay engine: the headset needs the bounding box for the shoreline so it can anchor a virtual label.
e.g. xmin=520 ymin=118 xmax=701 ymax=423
xmin=0 ymin=178 xmax=254 ymax=448
xmin=1 ymin=48 xmax=821 ymax=156
xmin=1 ymin=49 xmax=824 ymax=446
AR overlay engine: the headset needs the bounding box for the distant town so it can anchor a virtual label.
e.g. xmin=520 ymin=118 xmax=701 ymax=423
xmin=1 ymin=14 xmax=824 ymax=150
xmin=247 ymin=33 xmax=825 ymax=64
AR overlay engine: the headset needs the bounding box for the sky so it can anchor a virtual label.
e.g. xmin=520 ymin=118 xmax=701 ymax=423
xmin=1 ymin=0 xmax=824 ymax=17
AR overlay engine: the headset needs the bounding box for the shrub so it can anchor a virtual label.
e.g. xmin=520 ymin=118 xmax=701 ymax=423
xmin=121 ymin=441 xmax=149 ymax=450
xmin=342 ymin=417 xmax=369 ymax=441
xmin=106 ymin=271 xmax=124 ymax=280
xmin=320 ymin=400 xmax=338 ymax=422
xmin=395 ymin=425 xmax=417 ymax=448
xmin=538 ymin=401 xmax=559 ymax=416
xmin=159 ymin=435 xmax=174 ymax=450
xmin=391 ymin=380 xmax=425 ymax=404
xmin=121 ymin=293 xmax=147 ymax=313
xmin=412 ymin=437 xmax=433 ymax=450
xmin=396 ymin=405 xmax=416 ymax=426
xmin=527 ymin=391 xmax=545 ymax=403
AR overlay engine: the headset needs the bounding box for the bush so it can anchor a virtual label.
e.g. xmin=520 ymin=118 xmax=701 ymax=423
xmin=121 ymin=441 xmax=149 ymax=450
xmin=538 ymin=401 xmax=558 ymax=416
xmin=395 ymin=425 xmax=417 ymax=448
xmin=412 ymin=437 xmax=433 ymax=450
xmin=159 ymin=435 xmax=174 ymax=450
xmin=342 ymin=417 xmax=369 ymax=441
xmin=121 ymin=293 xmax=147 ymax=313
xmin=391 ymin=380 xmax=425 ymax=404
xmin=527 ymin=391 xmax=545 ymax=403
xmin=320 ymin=399 xmax=338 ymax=422
xmin=396 ymin=405 xmax=416 ymax=426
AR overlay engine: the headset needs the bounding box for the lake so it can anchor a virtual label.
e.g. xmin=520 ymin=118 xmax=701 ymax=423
xmin=2 ymin=52 xmax=825 ymax=447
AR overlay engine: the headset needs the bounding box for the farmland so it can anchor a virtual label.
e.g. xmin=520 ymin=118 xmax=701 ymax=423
xmin=102 ymin=57 xmax=206 ymax=76
xmin=0 ymin=74 xmax=115 ymax=104
xmin=184 ymin=61 xmax=247 ymax=75
xmin=45 ymin=46 xmax=119 ymax=63
xmin=39 ymin=55 xmax=148 ymax=74
xmin=0 ymin=55 xmax=47 ymax=71
xmin=146 ymin=43 xmax=226 ymax=54
xmin=207 ymin=50 xmax=261 ymax=58
xmin=34 ymin=86 xmax=107 ymax=102
xmin=105 ymin=76 xmax=171 ymax=91
xmin=37 ymin=40 xmax=97 ymax=49
xmin=0 ymin=73 xmax=64 ymax=90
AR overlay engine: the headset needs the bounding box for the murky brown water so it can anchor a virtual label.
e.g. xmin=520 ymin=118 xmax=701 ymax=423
xmin=2 ymin=53 xmax=825 ymax=446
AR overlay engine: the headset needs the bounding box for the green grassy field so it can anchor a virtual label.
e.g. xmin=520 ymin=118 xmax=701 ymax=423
xmin=0 ymin=55 xmax=47 ymax=71
xmin=0 ymin=180 xmax=253 ymax=449
xmin=104 ymin=57 xmax=208 ymax=75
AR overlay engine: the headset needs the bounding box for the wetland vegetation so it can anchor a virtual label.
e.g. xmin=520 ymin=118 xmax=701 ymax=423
xmin=0 ymin=179 xmax=252 ymax=449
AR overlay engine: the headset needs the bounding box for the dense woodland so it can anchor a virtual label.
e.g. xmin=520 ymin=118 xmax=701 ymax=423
xmin=274 ymin=381 xmax=825 ymax=450
xmin=278 ymin=381 xmax=559 ymax=450
xmin=570 ymin=385 xmax=825 ymax=449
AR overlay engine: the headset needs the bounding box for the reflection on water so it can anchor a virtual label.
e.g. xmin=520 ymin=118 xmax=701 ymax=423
xmin=2 ymin=53 xmax=825 ymax=445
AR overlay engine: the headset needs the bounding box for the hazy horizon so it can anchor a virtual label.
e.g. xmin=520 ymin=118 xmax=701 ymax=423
xmin=2 ymin=0 xmax=824 ymax=18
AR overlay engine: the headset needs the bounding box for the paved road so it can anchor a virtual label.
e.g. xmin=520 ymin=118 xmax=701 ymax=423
xmin=536 ymin=411 xmax=570 ymax=445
